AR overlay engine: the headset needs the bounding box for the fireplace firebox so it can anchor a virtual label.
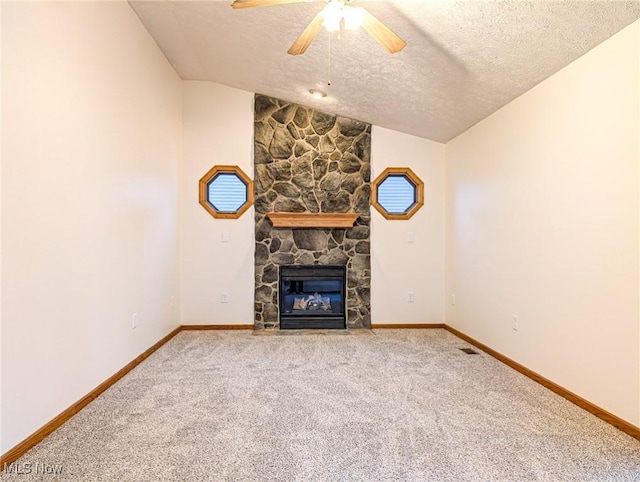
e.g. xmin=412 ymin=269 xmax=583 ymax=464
xmin=279 ymin=265 xmax=346 ymax=329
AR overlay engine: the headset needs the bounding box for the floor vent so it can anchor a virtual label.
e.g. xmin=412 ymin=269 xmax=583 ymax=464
xmin=460 ymin=347 xmax=479 ymax=355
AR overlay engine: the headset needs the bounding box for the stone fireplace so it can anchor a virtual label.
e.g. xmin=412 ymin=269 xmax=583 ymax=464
xmin=253 ymin=94 xmax=371 ymax=330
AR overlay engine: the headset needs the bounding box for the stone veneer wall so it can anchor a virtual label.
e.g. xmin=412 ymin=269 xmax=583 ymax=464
xmin=253 ymin=94 xmax=371 ymax=330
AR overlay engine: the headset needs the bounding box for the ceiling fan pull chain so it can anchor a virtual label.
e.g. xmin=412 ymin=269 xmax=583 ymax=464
xmin=327 ymin=31 xmax=332 ymax=86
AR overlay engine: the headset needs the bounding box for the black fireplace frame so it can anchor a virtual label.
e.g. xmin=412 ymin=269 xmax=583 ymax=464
xmin=279 ymin=265 xmax=346 ymax=330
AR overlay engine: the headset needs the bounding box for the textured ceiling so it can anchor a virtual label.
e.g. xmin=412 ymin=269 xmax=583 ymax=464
xmin=130 ymin=0 xmax=640 ymax=143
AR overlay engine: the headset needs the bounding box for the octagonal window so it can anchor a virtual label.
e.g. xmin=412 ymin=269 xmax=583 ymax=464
xmin=199 ymin=165 xmax=253 ymax=219
xmin=208 ymin=173 xmax=248 ymax=212
xmin=372 ymin=167 xmax=424 ymax=220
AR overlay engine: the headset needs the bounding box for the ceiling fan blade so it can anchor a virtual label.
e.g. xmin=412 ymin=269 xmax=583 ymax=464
xmin=360 ymin=9 xmax=406 ymax=54
xmin=287 ymin=11 xmax=325 ymax=55
xmin=231 ymin=0 xmax=310 ymax=9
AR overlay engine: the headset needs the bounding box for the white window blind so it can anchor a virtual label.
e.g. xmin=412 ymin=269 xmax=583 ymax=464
xmin=208 ymin=173 xmax=248 ymax=213
xmin=377 ymin=175 xmax=416 ymax=214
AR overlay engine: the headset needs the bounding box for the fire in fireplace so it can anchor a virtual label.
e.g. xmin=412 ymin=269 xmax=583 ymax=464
xmin=279 ymin=265 xmax=346 ymax=329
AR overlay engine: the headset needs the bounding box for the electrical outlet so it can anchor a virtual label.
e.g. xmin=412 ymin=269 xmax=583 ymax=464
xmin=132 ymin=313 xmax=137 ymax=330
xmin=408 ymin=291 xmax=415 ymax=303
xmin=221 ymin=292 xmax=229 ymax=303
xmin=512 ymin=315 xmax=519 ymax=331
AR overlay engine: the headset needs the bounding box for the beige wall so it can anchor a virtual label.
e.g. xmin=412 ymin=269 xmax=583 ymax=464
xmin=371 ymin=127 xmax=446 ymax=324
xmin=445 ymin=20 xmax=640 ymax=425
xmin=1 ymin=1 xmax=182 ymax=452
xmin=0 ymin=0 xmax=4 ymax=449
xmin=180 ymin=81 xmax=255 ymax=325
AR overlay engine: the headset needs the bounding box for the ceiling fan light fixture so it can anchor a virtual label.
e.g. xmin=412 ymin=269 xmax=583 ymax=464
xmin=309 ymin=89 xmax=327 ymax=99
xmin=322 ymin=0 xmax=343 ymax=32
xmin=343 ymin=6 xmax=364 ymax=30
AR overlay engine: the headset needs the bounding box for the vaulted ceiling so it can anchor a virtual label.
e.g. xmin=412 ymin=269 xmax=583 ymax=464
xmin=130 ymin=0 xmax=640 ymax=143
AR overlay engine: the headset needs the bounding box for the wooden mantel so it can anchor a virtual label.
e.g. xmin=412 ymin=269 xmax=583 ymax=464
xmin=266 ymin=212 xmax=360 ymax=228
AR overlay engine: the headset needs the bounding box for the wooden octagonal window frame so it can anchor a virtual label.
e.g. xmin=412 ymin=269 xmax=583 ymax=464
xmin=371 ymin=167 xmax=424 ymax=220
xmin=199 ymin=165 xmax=254 ymax=219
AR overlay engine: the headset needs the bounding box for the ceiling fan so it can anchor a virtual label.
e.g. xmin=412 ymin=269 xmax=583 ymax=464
xmin=231 ymin=0 xmax=406 ymax=56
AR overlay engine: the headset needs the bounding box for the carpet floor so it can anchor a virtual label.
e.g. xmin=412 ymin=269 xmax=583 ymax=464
xmin=4 ymin=329 xmax=640 ymax=481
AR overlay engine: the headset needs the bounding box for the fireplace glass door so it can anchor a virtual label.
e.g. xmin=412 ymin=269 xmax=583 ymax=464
xmin=279 ymin=265 xmax=346 ymax=329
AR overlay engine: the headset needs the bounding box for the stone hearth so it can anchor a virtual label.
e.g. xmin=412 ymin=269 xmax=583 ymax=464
xmin=253 ymin=94 xmax=371 ymax=330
